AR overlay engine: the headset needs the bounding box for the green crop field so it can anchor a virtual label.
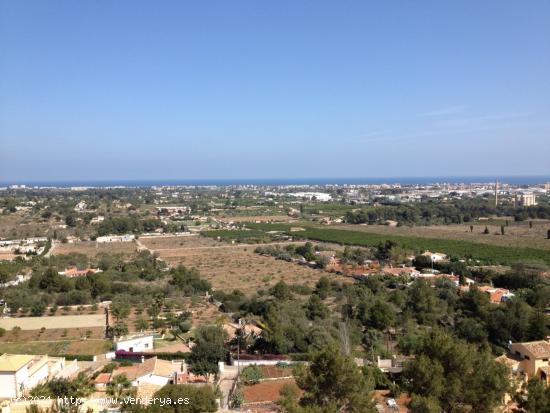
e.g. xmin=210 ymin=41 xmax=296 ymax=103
xmin=245 ymin=223 xmax=550 ymax=265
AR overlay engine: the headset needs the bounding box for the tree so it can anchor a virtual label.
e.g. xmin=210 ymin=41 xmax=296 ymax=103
xmin=30 ymin=373 xmax=94 ymax=399
xmin=38 ymin=267 xmax=69 ymax=293
xmin=406 ymin=280 xmax=443 ymax=325
xmin=240 ymin=364 xmax=263 ymax=385
xmin=65 ymin=214 xmax=77 ymax=227
xmin=170 ymin=311 xmax=192 ymax=336
xmin=111 ymin=298 xmax=131 ymax=321
xmin=528 ymin=310 xmax=549 ymax=341
xmin=408 ymin=395 xmax=441 ymax=413
xmin=306 ymin=294 xmax=329 ymax=320
xmin=270 ymin=281 xmax=292 ymax=300
xmin=403 ymin=329 xmax=509 ymax=413
xmin=367 ymin=300 xmax=395 ymax=330
xmin=112 ymin=321 xmax=129 ymax=337
xmin=107 ymin=374 xmax=133 ymax=401
xmin=188 ymin=325 xmax=228 ymax=380
xmin=148 ymin=384 xmax=217 ymax=413
xmin=288 ymin=346 xmax=376 ymax=413
xmin=31 ymin=301 xmax=47 ymax=316
xmin=315 ymin=276 xmax=331 ymax=299
xmin=134 ymin=318 xmax=149 ymax=331
xmin=514 ymin=378 xmax=550 ymax=412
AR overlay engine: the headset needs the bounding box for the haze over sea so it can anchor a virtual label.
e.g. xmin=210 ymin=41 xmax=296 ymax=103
xmin=2 ymin=176 xmax=550 ymax=188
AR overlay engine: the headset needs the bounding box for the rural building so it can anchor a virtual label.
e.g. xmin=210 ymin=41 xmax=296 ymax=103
xmin=478 ymin=286 xmax=515 ymax=304
xmin=58 ymin=267 xmax=101 ymax=278
xmin=115 ymin=334 xmax=154 ymax=352
xmin=421 ymin=251 xmax=448 ymax=262
xmin=96 ymin=234 xmax=135 ymax=243
xmin=515 ymin=192 xmax=537 ymax=207
xmin=286 ymin=192 xmax=332 ymax=201
xmin=110 ymin=357 xmax=181 ymax=386
xmin=509 ymin=340 xmax=550 ymax=383
xmin=381 ymin=266 xmax=420 ymax=277
xmin=156 ymin=206 xmax=189 ymax=217
xmin=0 ymin=355 xmax=76 ymax=399
xmin=74 ymin=201 xmax=87 ymax=212
xmin=90 ymin=216 xmax=105 ymax=224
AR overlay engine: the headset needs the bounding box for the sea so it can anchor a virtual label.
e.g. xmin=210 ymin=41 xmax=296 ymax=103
xmin=1 ymin=176 xmax=550 ymax=188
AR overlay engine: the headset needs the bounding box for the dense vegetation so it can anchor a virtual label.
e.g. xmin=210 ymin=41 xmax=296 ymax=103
xmin=343 ymin=199 xmax=550 ymax=225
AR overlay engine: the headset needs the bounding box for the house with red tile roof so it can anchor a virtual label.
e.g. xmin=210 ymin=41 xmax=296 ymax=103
xmin=477 ymin=285 xmax=515 ymax=304
xmin=58 ymin=267 xmax=101 ymax=278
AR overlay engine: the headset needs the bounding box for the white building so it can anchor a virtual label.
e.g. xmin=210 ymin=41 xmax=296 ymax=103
xmin=421 ymin=251 xmax=448 ymax=263
xmin=286 ymin=192 xmax=332 ymax=202
xmin=0 ymin=354 xmax=76 ymax=399
xmin=74 ymin=201 xmax=87 ymax=212
xmin=115 ymin=334 xmax=154 ymax=352
xmin=96 ymin=234 xmax=136 ymax=243
xmin=515 ymin=192 xmax=537 ymax=207
xmin=110 ymin=357 xmax=181 ymax=387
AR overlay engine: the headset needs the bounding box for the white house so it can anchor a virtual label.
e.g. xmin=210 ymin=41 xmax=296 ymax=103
xmin=97 ymin=234 xmax=136 ymax=243
xmin=421 ymin=251 xmax=448 ymax=263
xmin=115 ymin=334 xmax=154 ymax=353
xmin=110 ymin=357 xmax=181 ymax=387
xmin=0 ymin=354 xmax=69 ymax=399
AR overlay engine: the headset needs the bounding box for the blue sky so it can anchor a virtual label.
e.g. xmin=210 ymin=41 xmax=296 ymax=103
xmin=1 ymin=0 xmax=549 ymax=182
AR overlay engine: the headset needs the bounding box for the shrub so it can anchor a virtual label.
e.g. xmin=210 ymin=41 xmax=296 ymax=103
xmin=241 ymin=364 xmax=263 ymax=385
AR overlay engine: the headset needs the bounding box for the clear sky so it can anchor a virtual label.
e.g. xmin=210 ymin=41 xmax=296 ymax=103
xmin=1 ymin=0 xmax=549 ymax=182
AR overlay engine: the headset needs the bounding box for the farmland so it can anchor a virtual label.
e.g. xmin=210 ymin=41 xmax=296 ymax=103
xmin=0 ymin=314 xmax=106 ymax=330
xmin=52 ymin=240 xmax=138 ymax=256
xmin=335 ymin=221 xmax=550 ymax=251
xmin=141 ymin=235 xmax=344 ymax=293
xmin=0 ymin=339 xmax=112 ymax=356
xmin=245 ymin=223 xmax=550 ymax=265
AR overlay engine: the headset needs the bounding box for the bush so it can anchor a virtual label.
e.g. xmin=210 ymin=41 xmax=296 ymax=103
xmin=241 ymin=364 xmax=263 ymax=385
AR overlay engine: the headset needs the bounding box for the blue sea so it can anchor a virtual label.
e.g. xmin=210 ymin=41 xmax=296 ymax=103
xmin=2 ymin=175 xmax=549 ymax=187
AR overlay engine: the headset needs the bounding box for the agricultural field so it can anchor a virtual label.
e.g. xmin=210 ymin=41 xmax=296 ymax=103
xmin=0 ymin=314 xmax=106 ymax=330
xmin=142 ymin=236 xmax=344 ymax=293
xmin=122 ymin=297 xmax=223 ymax=332
xmin=246 ymin=222 xmax=550 ymax=265
xmin=52 ymin=240 xmax=138 ymax=256
xmin=335 ymin=220 xmax=550 ymax=251
xmin=0 ymin=326 xmax=105 ymax=342
xmin=0 ymin=212 xmax=52 ymax=239
xmin=242 ymin=378 xmax=298 ymax=404
xmin=215 ymin=215 xmax=292 ymax=223
xmin=139 ymin=235 xmax=220 ymax=250
xmin=0 ymin=339 xmax=112 ymax=356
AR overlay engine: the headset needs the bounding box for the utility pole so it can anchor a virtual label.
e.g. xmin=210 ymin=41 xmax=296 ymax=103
xmin=237 ymin=318 xmax=242 ymax=377
xmin=495 ymin=179 xmax=499 ymax=207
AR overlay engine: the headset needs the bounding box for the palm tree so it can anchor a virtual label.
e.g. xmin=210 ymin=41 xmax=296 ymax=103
xmin=106 ymin=374 xmax=133 ymax=405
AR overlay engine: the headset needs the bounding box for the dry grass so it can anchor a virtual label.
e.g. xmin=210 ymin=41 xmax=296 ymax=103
xmin=215 ymin=215 xmax=293 ymax=223
xmin=0 ymin=326 xmax=105 ymax=342
xmin=0 ymin=314 xmax=106 ymax=330
xmin=53 ymin=241 xmax=138 ymax=256
xmin=0 ymin=339 xmax=112 ymax=355
xmin=140 ymin=235 xmax=219 ymax=251
xmin=155 ymin=242 xmax=344 ymax=294
xmin=0 ymin=213 xmax=51 ymax=239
